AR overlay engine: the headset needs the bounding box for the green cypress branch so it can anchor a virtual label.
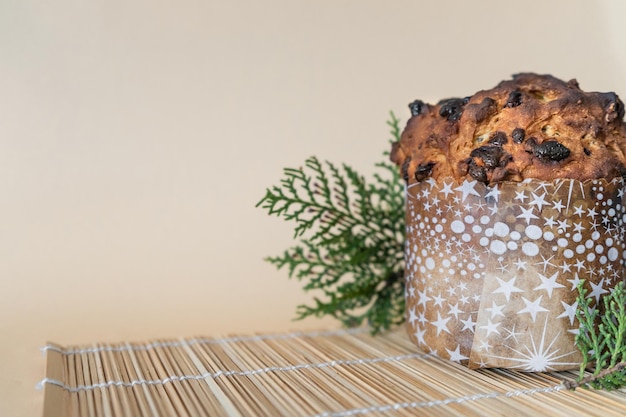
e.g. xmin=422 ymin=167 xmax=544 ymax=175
xmin=256 ymin=112 xmax=405 ymax=334
xmin=566 ymin=281 xmax=626 ymax=390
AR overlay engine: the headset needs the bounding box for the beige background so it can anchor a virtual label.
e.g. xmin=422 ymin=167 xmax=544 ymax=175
xmin=1 ymin=1 xmax=626 ymax=415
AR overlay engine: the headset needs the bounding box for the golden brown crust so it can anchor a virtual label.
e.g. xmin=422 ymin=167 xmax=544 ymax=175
xmin=391 ymin=73 xmax=626 ymax=185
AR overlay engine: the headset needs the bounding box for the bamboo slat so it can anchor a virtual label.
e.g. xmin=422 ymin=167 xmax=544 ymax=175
xmin=40 ymin=328 xmax=626 ymax=417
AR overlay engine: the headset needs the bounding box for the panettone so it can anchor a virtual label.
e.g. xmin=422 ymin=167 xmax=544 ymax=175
xmin=393 ymin=74 xmax=626 ymax=370
xmin=391 ymin=73 xmax=626 ymax=185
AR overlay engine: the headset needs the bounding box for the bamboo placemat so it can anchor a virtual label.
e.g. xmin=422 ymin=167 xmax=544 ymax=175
xmin=39 ymin=328 xmax=626 ymax=417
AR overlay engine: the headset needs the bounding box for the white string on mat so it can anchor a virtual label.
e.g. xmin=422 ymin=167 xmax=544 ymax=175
xmin=310 ymin=384 xmax=566 ymax=417
xmin=36 ymin=377 xmax=567 ymax=415
xmin=36 ymin=351 xmax=432 ymax=392
xmin=40 ymin=327 xmax=367 ymax=356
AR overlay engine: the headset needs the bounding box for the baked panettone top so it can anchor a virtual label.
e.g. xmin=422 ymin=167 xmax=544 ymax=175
xmin=391 ymin=73 xmax=626 ymax=185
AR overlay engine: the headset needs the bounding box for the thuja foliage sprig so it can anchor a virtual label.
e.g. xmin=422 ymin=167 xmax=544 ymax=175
xmin=565 ymin=281 xmax=626 ymax=390
xmin=256 ymin=113 xmax=406 ymax=333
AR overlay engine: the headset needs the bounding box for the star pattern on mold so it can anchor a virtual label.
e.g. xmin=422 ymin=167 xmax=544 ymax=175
xmin=448 ymin=303 xmax=462 ymax=319
xmin=460 ymin=315 xmax=477 ymax=333
xmin=480 ymin=319 xmax=501 ymax=336
xmin=557 ymin=219 xmax=570 ymax=231
xmin=446 ymin=345 xmax=469 ymax=363
xmin=535 ymin=255 xmax=556 ymax=273
xmin=408 ymin=307 xmax=418 ymax=325
xmin=485 ymin=301 xmax=506 ymax=319
xmin=558 ymin=261 xmax=571 ymax=274
xmin=573 ymin=205 xmax=585 ymax=216
xmin=587 ymin=207 xmax=598 ymax=219
xmin=455 ymin=179 xmax=480 ymax=202
xmin=416 ymin=289 xmax=431 ymax=308
xmin=430 ymin=312 xmax=451 ymax=336
xmin=587 ymin=278 xmax=609 ymax=303
xmin=486 ymin=319 xmax=579 ymax=372
xmin=407 ymin=285 xmax=416 ymax=298
xmin=572 ymin=221 xmax=584 ymax=233
xmin=493 ymin=276 xmax=523 ymax=301
xmin=534 ymin=272 xmax=565 ymax=298
xmin=517 ymin=207 xmax=539 ymax=224
xmin=513 ymin=259 xmax=527 ymax=271
xmin=514 ymin=191 xmax=528 ymax=202
xmin=552 ymin=199 xmax=565 ymax=212
xmin=503 ymin=324 xmax=522 ymax=343
xmin=478 ymin=340 xmax=492 ymax=351
xmin=519 ymin=296 xmax=549 ymax=322
xmin=573 ymin=259 xmax=585 ymax=271
xmin=440 ymin=182 xmax=454 ymax=198
xmin=556 ymin=300 xmax=578 ymax=326
xmin=432 ymin=292 xmax=445 ymax=308
xmin=530 ymin=192 xmax=550 ymax=211
xmin=544 ymin=216 xmax=558 ymax=228
xmin=404 ymin=177 xmax=626 ymax=369
xmin=414 ymin=328 xmax=426 ymax=345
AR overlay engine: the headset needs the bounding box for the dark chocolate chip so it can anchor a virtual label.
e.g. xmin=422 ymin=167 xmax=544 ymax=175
xmin=488 ymin=131 xmax=508 ymax=146
xmin=534 ymin=141 xmax=571 ymax=161
xmin=414 ymin=161 xmax=436 ymax=182
xmin=470 ymin=145 xmax=502 ymax=168
xmin=401 ymin=157 xmax=412 ymax=182
xmin=467 ymin=160 xmax=488 ymax=183
xmin=584 ymin=147 xmax=591 ymax=156
xmin=511 ymin=128 xmax=525 ymax=143
xmin=438 ymin=98 xmax=467 ymax=122
xmin=408 ymin=100 xmax=425 ymax=116
xmin=505 ymin=90 xmax=523 ymax=108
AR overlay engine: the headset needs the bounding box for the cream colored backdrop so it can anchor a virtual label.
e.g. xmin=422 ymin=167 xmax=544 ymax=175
xmin=1 ymin=1 xmax=626 ymax=415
